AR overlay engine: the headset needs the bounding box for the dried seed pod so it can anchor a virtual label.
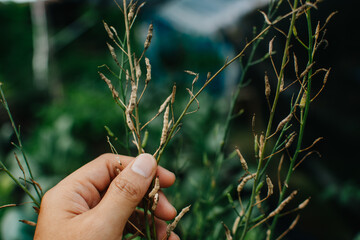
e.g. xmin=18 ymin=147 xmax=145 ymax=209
xmin=254 ymin=134 xmax=259 ymax=157
xmin=289 ymin=215 xmax=300 ymax=230
xmin=151 ymin=192 xmax=159 ymax=211
xmin=158 ymin=94 xmax=173 ymax=114
xmin=269 ymin=37 xmax=275 ymax=56
xmin=134 ymin=57 xmax=142 ymax=82
xmin=237 ymin=173 xmax=256 ymax=193
xmin=128 ymin=84 xmax=137 ymax=114
xmin=144 ymin=23 xmax=153 ymax=51
xmin=266 ymin=229 xmax=271 ymax=240
xmin=259 ymin=133 xmax=265 ymax=157
xmin=285 ymin=132 xmax=297 ymax=148
xmin=103 ymin=21 xmax=114 ymax=40
xmin=300 ymin=62 xmax=315 ymax=79
xmin=171 ymin=83 xmax=176 ymax=104
xmin=125 ymin=69 xmax=130 ymax=86
xmin=279 ymin=76 xmax=284 ymax=92
xmin=145 ymin=57 xmax=151 ymax=84
xmin=293 ymin=53 xmax=299 ymax=77
xmin=298 ymin=197 xmax=311 ymax=209
xmin=99 ymin=72 xmax=120 ymax=100
xmin=260 ymin=10 xmax=272 ymax=25
xmin=19 ymin=220 xmax=36 ymax=227
xmin=266 ymin=175 xmax=274 ymax=196
xmin=106 ymin=42 xmax=120 ymax=66
xmin=207 ymin=72 xmax=211 ymax=80
xmin=192 ymin=74 xmax=199 ymax=87
xmin=255 ymin=194 xmax=262 ymax=208
xmin=264 ymin=72 xmax=271 ymax=99
xmin=222 ymin=222 xmax=233 ymax=240
xmin=235 ymin=147 xmax=248 ymax=172
xmin=148 ymin=177 xmax=160 ymax=198
xmin=166 ymin=205 xmax=191 ymax=237
xmin=110 ymin=26 xmax=118 ymax=37
xmin=268 ymin=190 xmax=297 ymax=218
xmin=14 ymin=153 xmax=25 ymax=179
xmin=276 ymin=113 xmax=292 ymax=133
xmin=232 ymin=216 xmax=240 ymax=235
xmin=128 ymin=4 xmax=136 ymax=23
xmin=184 ymin=70 xmax=197 ymax=76
xmin=314 ymin=21 xmax=320 ymax=46
xmin=299 ymin=91 xmax=307 ymax=109
xmin=126 ymin=110 xmax=135 ymax=131
xmin=323 ymin=68 xmax=330 ymax=85
xmin=160 ymin=106 xmax=170 ymax=146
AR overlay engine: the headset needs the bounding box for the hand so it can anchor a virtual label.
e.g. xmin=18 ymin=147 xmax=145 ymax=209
xmin=34 ymin=153 xmax=179 ymax=240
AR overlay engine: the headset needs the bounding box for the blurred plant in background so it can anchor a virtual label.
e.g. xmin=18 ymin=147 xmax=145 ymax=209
xmin=1 ymin=0 xmax=360 ymax=240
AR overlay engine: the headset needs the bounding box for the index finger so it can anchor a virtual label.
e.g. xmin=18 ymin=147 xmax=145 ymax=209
xmin=60 ymin=153 xmax=175 ymax=194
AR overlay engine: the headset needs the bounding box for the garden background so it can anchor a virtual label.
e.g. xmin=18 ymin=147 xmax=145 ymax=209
xmin=0 ymin=0 xmax=359 ymax=239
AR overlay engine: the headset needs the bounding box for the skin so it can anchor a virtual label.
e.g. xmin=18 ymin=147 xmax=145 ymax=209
xmin=34 ymin=153 xmax=179 ymax=240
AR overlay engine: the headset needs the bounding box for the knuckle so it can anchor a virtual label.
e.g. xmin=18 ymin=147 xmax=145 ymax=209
xmin=113 ymin=177 xmax=142 ymax=201
xmin=99 ymin=153 xmax=115 ymax=160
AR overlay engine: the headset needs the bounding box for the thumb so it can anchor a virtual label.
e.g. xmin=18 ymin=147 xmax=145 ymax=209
xmin=94 ymin=153 xmax=157 ymax=232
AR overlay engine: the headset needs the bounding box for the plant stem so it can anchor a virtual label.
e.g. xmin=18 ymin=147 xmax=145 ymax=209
xmin=0 ymin=84 xmax=42 ymax=202
xmin=156 ymin=26 xmax=271 ymax=164
xmin=269 ymin=3 xmax=314 ymax=238
xmin=0 ymin=161 xmax=40 ymax=207
xmin=122 ymin=0 xmax=142 ymax=154
xmin=239 ymin=1 xmax=299 ymax=239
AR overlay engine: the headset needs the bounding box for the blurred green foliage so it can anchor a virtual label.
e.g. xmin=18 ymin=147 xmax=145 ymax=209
xmin=0 ymin=1 xmax=360 ymax=240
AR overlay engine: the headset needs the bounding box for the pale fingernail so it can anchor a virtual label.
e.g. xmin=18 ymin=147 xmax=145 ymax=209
xmin=131 ymin=153 xmax=156 ymax=178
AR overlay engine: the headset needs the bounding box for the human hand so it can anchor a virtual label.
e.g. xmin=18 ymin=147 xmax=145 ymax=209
xmin=34 ymin=153 xmax=179 ymax=240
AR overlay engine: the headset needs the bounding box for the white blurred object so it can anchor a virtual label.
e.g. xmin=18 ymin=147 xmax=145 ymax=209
xmin=31 ymin=0 xmax=49 ymax=90
xmin=158 ymin=0 xmax=270 ymax=36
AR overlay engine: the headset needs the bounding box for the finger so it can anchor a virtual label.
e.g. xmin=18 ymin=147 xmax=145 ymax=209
xmin=157 ymin=166 xmax=176 ymax=188
xmin=154 ymin=191 xmax=177 ymax=221
xmin=93 ymin=153 xmax=157 ymax=232
xmin=55 ymin=154 xmax=175 ymax=209
xmin=64 ymin=154 xmax=174 ymax=191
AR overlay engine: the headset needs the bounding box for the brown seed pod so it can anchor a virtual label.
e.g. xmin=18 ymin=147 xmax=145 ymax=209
xmin=144 ymin=23 xmax=153 ymax=50
xmin=145 ymin=57 xmax=151 ymax=84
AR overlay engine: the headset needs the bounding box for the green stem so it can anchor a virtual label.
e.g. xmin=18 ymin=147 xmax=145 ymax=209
xmin=269 ymin=3 xmax=314 ymax=238
xmin=0 ymin=161 xmax=40 ymax=207
xmin=156 ymin=26 xmax=271 ymax=164
xmin=240 ymin=1 xmax=299 ymax=239
xmin=122 ymin=0 xmax=142 ymax=155
xmin=0 ymin=84 xmax=42 ymax=202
